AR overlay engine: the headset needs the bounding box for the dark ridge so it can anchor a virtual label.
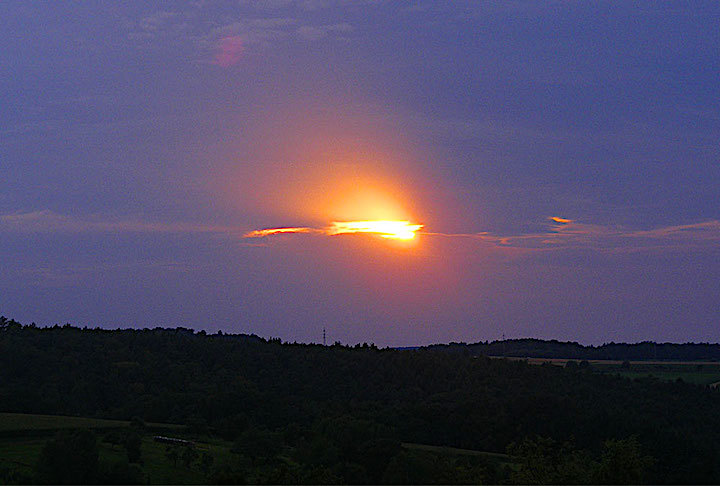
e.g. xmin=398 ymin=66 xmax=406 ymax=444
xmin=426 ymin=338 xmax=720 ymax=361
xmin=2 ymin=317 xmax=720 ymax=483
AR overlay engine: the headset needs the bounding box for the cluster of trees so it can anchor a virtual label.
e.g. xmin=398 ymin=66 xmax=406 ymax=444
xmin=430 ymin=337 xmax=720 ymax=361
xmin=508 ymin=436 xmax=655 ymax=484
xmin=34 ymin=429 xmax=145 ymax=484
xmin=211 ymin=418 xmax=492 ymax=484
xmin=101 ymin=428 xmax=143 ymax=463
xmin=1 ymin=319 xmax=720 ymax=483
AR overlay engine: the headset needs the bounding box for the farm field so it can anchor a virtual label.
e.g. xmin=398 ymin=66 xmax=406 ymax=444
xmin=0 ymin=413 xmax=224 ymax=484
xmin=491 ymin=357 xmax=720 ymax=385
xmin=402 ymin=442 xmax=513 ymax=464
xmin=0 ymin=412 xmax=182 ymax=433
xmin=0 ymin=413 xmax=503 ymax=484
xmin=0 ymin=435 xmax=224 ymax=484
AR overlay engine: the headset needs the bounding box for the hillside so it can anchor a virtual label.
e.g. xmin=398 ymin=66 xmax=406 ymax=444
xmin=1 ymin=319 xmax=720 ymax=483
xmin=429 ymin=338 xmax=720 ymax=361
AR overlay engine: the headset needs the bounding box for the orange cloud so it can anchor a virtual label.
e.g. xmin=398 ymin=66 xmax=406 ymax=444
xmin=244 ymin=221 xmax=424 ymax=241
xmin=243 ymin=227 xmax=313 ymax=238
xmin=327 ymin=221 xmax=423 ymax=240
xmin=6 ymin=210 xmax=718 ymax=256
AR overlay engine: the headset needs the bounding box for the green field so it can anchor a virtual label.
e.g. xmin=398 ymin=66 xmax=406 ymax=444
xmin=498 ymin=357 xmax=720 ymax=385
xmin=0 ymin=436 xmax=229 ymax=484
xmin=0 ymin=413 xmax=229 ymax=484
xmin=402 ymin=442 xmax=513 ymax=463
xmin=0 ymin=412 xmax=183 ymax=433
xmin=608 ymin=370 xmax=720 ymax=385
xmin=593 ymin=363 xmax=720 ymax=385
xmin=0 ymin=413 xmax=512 ymax=484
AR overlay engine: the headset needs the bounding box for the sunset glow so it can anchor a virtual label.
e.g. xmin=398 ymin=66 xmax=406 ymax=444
xmin=328 ymin=220 xmax=423 ymax=240
xmin=244 ymin=220 xmax=424 ymax=241
xmin=4 ymin=0 xmax=719 ymax=385
xmin=243 ymin=227 xmax=312 ymax=238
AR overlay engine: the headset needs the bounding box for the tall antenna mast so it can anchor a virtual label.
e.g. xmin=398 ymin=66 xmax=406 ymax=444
xmin=323 ymin=327 xmax=326 ymax=346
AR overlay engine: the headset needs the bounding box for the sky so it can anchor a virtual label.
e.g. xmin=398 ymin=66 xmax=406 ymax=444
xmin=1 ymin=1 xmax=719 ymax=346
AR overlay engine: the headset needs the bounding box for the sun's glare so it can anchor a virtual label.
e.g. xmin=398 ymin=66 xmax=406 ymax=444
xmin=328 ymin=220 xmax=423 ymax=240
xmin=243 ymin=220 xmax=424 ymax=241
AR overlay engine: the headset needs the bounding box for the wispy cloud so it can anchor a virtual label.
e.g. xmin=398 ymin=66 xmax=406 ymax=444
xmin=127 ymin=10 xmax=191 ymax=43
xmin=245 ymin=214 xmax=720 ymax=254
xmin=126 ymin=4 xmax=358 ymax=66
xmin=245 ymin=227 xmax=314 ymax=238
xmin=462 ymin=219 xmax=720 ymax=253
xmin=238 ymin=0 xmax=381 ymax=11
xmin=0 ymin=210 xmax=236 ymax=235
xmin=297 ymin=22 xmax=353 ymax=41
xmin=5 ymin=210 xmax=717 ymax=255
xmin=245 ymin=221 xmax=423 ymax=240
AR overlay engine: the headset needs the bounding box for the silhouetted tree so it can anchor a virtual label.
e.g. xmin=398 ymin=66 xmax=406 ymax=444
xmin=124 ymin=430 xmax=142 ymax=463
xmin=165 ymin=446 xmax=179 ymax=467
xmin=595 ymin=437 xmax=655 ymax=484
xmin=232 ymin=428 xmax=282 ymax=465
xmin=36 ymin=429 xmax=99 ymax=484
xmin=199 ymin=452 xmax=215 ymax=474
xmin=508 ymin=436 xmax=596 ymax=484
xmin=181 ymin=447 xmax=199 ymax=468
xmin=98 ymin=460 xmax=146 ymax=484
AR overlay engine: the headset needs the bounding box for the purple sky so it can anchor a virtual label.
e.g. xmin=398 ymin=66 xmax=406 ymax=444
xmin=1 ymin=1 xmax=719 ymax=346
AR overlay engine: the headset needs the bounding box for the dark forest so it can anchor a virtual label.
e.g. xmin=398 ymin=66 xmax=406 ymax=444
xmin=1 ymin=318 xmax=720 ymax=484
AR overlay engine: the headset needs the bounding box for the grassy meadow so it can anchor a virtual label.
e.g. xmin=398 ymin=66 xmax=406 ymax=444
xmin=0 ymin=413 xmax=501 ymax=484
xmin=497 ymin=357 xmax=720 ymax=385
xmin=0 ymin=413 xmax=229 ymax=484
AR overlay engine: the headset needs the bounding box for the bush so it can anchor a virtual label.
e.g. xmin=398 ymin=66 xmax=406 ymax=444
xmin=98 ymin=460 xmax=146 ymax=484
xmin=124 ymin=430 xmax=142 ymax=463
xmin=36 ymin=429 xmax=99 ymax=484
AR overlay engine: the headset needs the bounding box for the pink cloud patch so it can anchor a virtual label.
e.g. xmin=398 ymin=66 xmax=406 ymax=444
xmin=213 ymin=36 xmax=244 ymax=67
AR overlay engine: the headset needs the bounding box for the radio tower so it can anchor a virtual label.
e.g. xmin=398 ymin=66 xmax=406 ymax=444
xmin=323 ymin=327 xmax=326 ymax=346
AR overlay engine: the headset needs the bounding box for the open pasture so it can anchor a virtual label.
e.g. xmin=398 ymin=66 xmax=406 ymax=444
xmin=0 ymin=412 xmax=183 ymax=433
xmin=493 ymin=356 xmax=720 ymax=385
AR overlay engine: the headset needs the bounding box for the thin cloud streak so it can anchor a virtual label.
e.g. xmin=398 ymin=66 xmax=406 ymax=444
xmin=422 ymin=219 xmax=720 ymax=253
xmin=0 ymin=210 xmax=237 ymax=235
xmin=245 ymin=221 xmax=424 ymax=240
xmin=3 ymin=210 xmax=718 ymax=254
xmin=126 ymin=4 xmax=358 ymax=66
xmin=246 ymin=216 xmax=720 ymax=254
xmin=244 ymin=227 xmax=315 ymax=237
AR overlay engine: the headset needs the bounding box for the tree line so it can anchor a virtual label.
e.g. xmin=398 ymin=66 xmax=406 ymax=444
xmin=429 ymin=337 xmax=720 ymax=361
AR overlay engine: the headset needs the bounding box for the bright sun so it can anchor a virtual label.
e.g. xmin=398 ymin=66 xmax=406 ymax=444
xmin=328 ymin=220 xmax=423 ymax=240
xmin=243 ymin=220 xmax=424 ymax=241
